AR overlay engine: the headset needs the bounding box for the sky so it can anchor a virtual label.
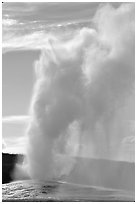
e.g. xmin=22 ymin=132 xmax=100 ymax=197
xmin=2 ymin=2 xmax=134 ymax=157
xmin=2 ymin=50 xmax=40 ymax=153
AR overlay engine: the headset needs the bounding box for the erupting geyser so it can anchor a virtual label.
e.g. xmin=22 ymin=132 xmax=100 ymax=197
xmin=25 ymin=3 xmax=134 ymax=185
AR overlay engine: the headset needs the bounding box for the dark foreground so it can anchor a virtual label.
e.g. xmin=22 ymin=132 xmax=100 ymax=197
xmin=2 ymin=153 xmax=24 ymax=184
xmin=2 ymin=180 xmax=135 ymax=202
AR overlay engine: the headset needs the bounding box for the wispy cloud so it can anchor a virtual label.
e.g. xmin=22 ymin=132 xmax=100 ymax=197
xmin=2 ymin=139 xmax=7 ymax=149
xmin=2 ymin=115 xmax=30 ymax=124
xmin=3 ymin=133 xmax=28 ymax=154
xmin=2 ymin=2 xmax=99 ymax=54
xmin=3 ymin=18 xmax=17 ymax=26
xmin=2 ymin=31 xmax=53 ymax=54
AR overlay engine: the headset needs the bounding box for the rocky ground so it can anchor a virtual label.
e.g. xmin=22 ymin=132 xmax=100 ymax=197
xmin=2 ymin=180 xmax=135 ymax=202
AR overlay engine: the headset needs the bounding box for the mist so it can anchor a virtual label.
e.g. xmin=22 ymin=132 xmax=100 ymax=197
xmin=24 ymin=3 xmax=134 ymax=183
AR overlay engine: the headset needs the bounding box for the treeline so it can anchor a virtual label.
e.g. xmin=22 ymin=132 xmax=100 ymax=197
xmin=2 ymin=153 xmax=24 ymax=184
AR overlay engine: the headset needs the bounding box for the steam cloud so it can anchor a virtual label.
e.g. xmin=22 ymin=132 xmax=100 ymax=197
xmin=25 ymin=3 xmax=134 ymax=180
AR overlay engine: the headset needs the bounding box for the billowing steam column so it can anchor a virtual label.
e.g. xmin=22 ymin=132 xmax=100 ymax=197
xmin=26 ymin=3 xmax=135 ymax=186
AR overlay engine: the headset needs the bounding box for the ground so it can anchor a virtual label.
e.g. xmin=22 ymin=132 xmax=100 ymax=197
xmin=2 ymin=180 xmax=135 ymax=202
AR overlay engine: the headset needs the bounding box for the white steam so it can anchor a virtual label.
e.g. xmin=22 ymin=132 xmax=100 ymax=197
xmin=25 ymin=3 xmax=134 ymax=180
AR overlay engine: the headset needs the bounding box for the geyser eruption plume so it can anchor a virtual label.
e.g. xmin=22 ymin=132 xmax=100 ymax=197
xmin=26 ymin=3 xmax=134 ymax=181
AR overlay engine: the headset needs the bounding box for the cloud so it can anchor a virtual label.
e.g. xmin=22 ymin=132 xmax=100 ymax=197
xmin=2 ymin=31 xmax=56 ymax=54
xmin=2 ymin=3 xmax=125 ymax=54
xmin=2 ymin=115 xmax=30 ymax=124
xmin=2 ymin=140 xmax=7 ymax=149
xmin=3 ymin=18 xmax=17 ymax=26
xmin=3 ymin=145 xmax=26 ymax=154
xmin=3 ymin=135 xmax=27 ymax=154
xmin=2 ymin=116 xmax=29 ymax=154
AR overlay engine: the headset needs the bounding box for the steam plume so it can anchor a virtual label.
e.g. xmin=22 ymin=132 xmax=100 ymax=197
xmin=26 ymin=3 xmax=134 ymax=180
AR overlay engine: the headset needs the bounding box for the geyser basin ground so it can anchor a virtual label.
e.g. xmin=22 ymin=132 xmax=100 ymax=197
xmin=2 ymin=158 xmax=135 ymax=202
xmin=2 ymin=180 xmax=134 ymax=202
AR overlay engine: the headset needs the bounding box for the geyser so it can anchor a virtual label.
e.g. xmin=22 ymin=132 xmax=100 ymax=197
xmin=25 ymin=3 xmax=134 ymax=186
